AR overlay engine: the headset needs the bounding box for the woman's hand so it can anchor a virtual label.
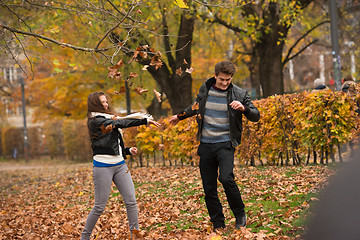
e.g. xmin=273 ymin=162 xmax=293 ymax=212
xmin=169 ymin=115 xmax=180 ymax=125
xmin=130 ymin=147 xmax=138 ymax=155
xmin=148 ymin=119 xmax=161 ymax=127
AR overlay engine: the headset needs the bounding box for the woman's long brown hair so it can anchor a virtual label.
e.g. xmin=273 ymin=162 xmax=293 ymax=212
xmin=86 ymin=91 xmax=113 ymax=119
xmin=87 ymin=92 xmax=115 ymax=139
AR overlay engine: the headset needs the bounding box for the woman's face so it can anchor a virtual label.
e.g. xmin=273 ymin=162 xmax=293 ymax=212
xmin=99 ymin=95 xmax=109 ymax=110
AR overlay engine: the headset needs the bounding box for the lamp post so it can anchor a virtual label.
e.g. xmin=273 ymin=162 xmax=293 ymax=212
xmin=124 ymin=64 xmax=131 ymax=115
xmin=329 ymin=0 xmax=342 ymax=91
xmin=19 ymin=76 xmax=28 ymax=161
xmin=125 ymin=79 xmax=131 ymax=115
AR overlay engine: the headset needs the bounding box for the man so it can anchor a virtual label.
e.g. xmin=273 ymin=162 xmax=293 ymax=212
xmin=169 ymin=60 xmax=260 ymax=230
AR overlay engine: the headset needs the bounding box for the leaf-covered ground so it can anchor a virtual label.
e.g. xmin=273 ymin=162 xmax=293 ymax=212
xmin=0 ymin=162 xmax=336 ymax=239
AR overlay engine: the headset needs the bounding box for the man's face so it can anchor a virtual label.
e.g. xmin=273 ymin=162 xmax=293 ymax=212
xmin=214 ymin=72 xmax=232 ymax=90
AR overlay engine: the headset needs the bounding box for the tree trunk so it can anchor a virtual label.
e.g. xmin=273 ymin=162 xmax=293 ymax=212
xmin=250 ymin=156 xmax=255 ymax=166
xmin=329 ymin=145 xmax=336 ymax=163
xmin=147 ymin=96 xmax=163 ymax=119
xmin=257 ymin=36 xmax=285 ymax=98
xmin=337 ymin=143 xmax=343 ymax=163
xmin=137 ymin=11 xmax=195 ymax=114
xmin=139 ymin=153 xmax=143 ymax=167
xmin=256 ymin=2 xmax=290 ymax=98
xmin=248 ymin=54 xmax=261 ymax=98
xmin=258 ymin=151 xmax=263 ymax=166
xmin=320 ymin=146 xmax=324 ymax=165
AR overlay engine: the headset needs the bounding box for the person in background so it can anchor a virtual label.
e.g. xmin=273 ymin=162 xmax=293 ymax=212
xmin=311 ymin=78 xmax=329 ymax=93
xmin=81 ymin=91 xmax=160 ymax=240
xmin=169 ymin=60 xmax=260 ymax=230
xmin=341 ymin=75 xmax=356 ymax=94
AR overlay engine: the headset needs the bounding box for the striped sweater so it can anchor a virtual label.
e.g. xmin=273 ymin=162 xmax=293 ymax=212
xmin=200 ymin=87 xmax=230 ymax=143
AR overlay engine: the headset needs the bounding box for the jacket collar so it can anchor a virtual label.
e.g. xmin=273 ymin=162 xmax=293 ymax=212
xmin=205 ymin=77 xmax=233 ymax=91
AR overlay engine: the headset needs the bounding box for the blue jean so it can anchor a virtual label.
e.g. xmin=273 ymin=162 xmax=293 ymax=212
xmin=198 ymin=141 xmax=245 ymax=227
xmin=81 ymin=164 xmax=139 ymax=240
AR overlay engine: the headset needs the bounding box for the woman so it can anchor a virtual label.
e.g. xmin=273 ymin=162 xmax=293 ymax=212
xmin=81 ymin=91 xmax=160 ymax=240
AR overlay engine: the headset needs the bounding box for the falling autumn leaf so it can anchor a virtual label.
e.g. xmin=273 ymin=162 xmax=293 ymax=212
xmin=176 ymin=68 xmax=183 ymax=76
xmin=110 ymin=59 xmax=124 ymax=70
xmin=133 ymin=87 xmax=148 ymax=95
xmin=108 ymin=60 xmax=125 ymax=79
xmin=150 ymin=55 xmax=162 ymax=70
xmin=100 ymin=124 xmax=114 ymax=134
xmin=114 ymin=86 xmax=126 ymax=94
xmin=111 ymin=115 xmax=118 ymax=120
xmin=191 ymin=102 xmax=199 ymax=110
xmin=128 ymin=72 xmax=138 ymax=79
xmin=139 ymin=51 xmax=147 ymax=58
xmin=153 ymin=89 xmax=162 ymax=103
xmin=183 ymin=59 xmax=188 ymax=65
xmin=185 ymin=67 xmax=194 ymax=74
xmin=142 ymin=65 xmax=149 ymax=71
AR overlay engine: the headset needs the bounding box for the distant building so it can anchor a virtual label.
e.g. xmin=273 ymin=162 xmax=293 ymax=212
xmin=1 ymin=56 xmax=39 ymax=128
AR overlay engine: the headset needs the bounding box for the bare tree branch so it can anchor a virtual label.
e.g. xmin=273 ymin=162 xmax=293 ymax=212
xmin=283 ymin=20 xmax=330 ymax=65
xmin=105 ymin=0 xmax=147 ymax=24
xmin=285 ymin=39 xmax=319 ymax=64
xmin=0 ymin=24 xmax=111 ymax=52
xmin=193 ymin=0 xmax=254 ymax=9
xmin=160 ymin=4 xmax=176 ymax=70
xmin=95 ymin=1 xmax=137 ymax=51
xmin=0 ymin=2 xmax=32 ymax=32
xmin=12 ymin=32 xmax=34 ymax=79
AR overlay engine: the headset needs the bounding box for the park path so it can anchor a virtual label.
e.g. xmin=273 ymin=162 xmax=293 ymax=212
xmin=0 ymin=161 xmax=91 ymax=172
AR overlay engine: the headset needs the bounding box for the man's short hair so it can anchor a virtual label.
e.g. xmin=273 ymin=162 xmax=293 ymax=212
xmin=215 ymin=60 xmax=236 ymax=76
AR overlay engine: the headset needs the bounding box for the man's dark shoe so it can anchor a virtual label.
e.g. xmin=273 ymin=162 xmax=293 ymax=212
xmin=235 ymin=214 xmax=247 ymax=229
xmin=213 ymin=222 xmax=226 ymax=230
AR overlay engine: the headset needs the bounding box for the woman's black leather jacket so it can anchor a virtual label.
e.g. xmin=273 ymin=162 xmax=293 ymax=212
xmin=88 ymin=116 xmax=147 ymax=158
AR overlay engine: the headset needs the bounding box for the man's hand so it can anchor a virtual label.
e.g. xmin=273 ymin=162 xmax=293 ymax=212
xmin=148 ymin=120 xmax=161 ymax=127
xmin=230 ymin=101 xmax=245 ymax=111
xmin=169 ymin=115 xmax=180 ymax=125
xmin=130 ymin=147 xmax=138 ymax=155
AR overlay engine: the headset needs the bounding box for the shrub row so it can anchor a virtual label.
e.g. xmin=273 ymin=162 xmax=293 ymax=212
xmin=126 ymin=90 xmax=360 ymax=166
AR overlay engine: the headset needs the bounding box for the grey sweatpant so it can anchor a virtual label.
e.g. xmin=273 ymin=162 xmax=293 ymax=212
xmin=81 ymin=164 xmax=139 ymax=240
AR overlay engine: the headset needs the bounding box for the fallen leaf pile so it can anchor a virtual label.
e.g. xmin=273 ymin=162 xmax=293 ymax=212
xmin=0 ymin=162 xmax=336 ymax=239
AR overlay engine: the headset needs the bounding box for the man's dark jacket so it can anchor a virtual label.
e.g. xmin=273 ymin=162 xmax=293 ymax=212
xmin=177 ymin=77 xmax=260 ymax=147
